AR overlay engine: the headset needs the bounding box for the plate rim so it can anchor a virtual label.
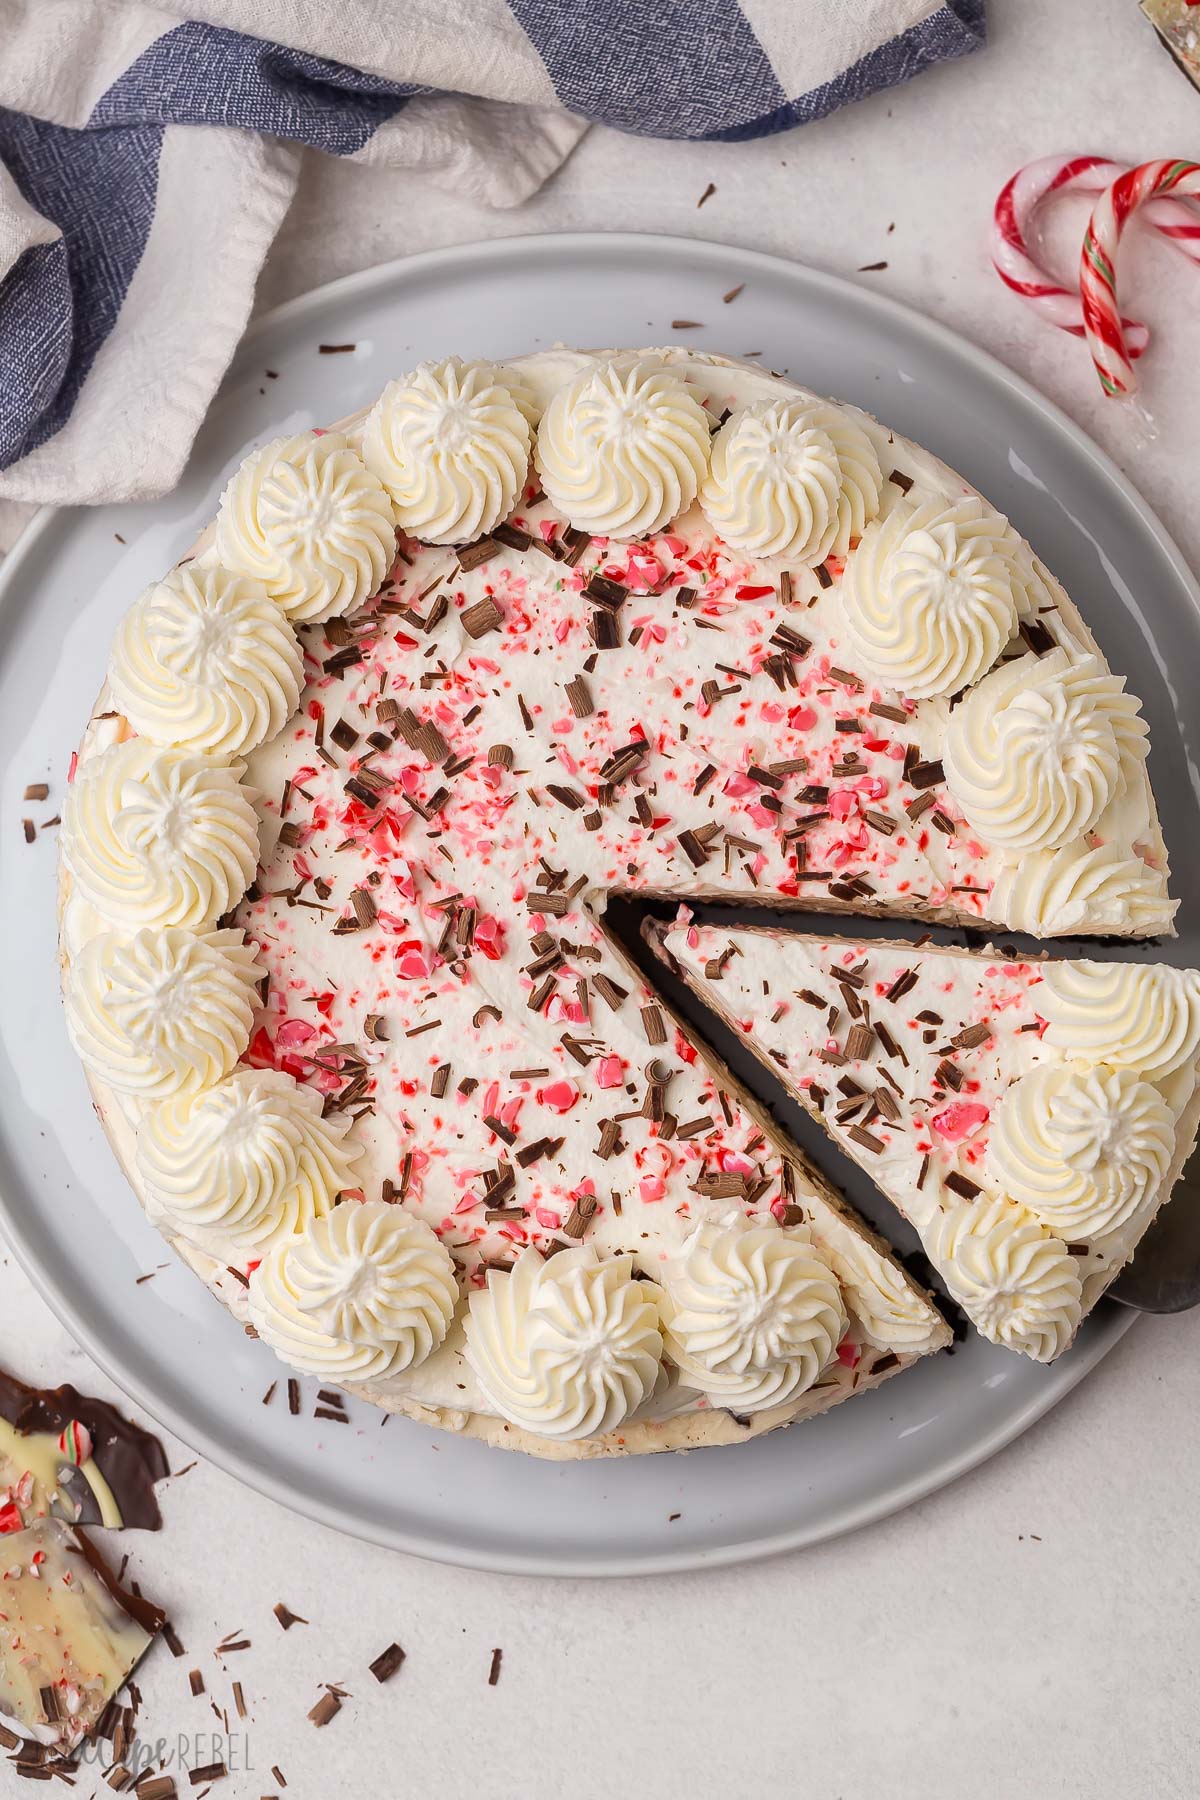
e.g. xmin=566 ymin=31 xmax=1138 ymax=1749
xmin=0 ymin=229 xmax=1181 ymax=1575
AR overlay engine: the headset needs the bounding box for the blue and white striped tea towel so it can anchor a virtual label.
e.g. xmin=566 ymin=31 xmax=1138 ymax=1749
xmin=0 ymin=1 xmax=985 ymax=509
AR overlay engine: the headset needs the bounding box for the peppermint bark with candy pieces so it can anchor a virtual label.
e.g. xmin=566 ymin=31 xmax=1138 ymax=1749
xmin=652 ymin=917 xmax=1200 ymax=1361
xmin=57 ymin=347 xmax=1175 ymax=1454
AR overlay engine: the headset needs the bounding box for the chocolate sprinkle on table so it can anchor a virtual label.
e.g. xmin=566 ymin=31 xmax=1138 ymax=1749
xmin=487 ymin=1648 xmax=503 ymax=1687
xmin=370 ymin=1643 xmax=406 ymax=1684
xmin=307 ymin=1692 xmax=341 ymax=1728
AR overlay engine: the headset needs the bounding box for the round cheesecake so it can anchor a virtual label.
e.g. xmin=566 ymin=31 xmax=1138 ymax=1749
xmin=57 ymin=347 xmax=1173 ymax=1454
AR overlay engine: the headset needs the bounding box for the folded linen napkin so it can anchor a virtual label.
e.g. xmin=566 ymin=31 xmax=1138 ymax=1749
xmin=0 ymin=0 xmax=985 ymax=509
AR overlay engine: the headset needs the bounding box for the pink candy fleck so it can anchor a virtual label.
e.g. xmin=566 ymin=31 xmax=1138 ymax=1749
xmin=932 ymin=1102 xmax=990 ymax=1142
xmin=395 ymin=943 xmax=428 ymax=980
xmin=538 ymin=1079 xmax=578 ymax=1114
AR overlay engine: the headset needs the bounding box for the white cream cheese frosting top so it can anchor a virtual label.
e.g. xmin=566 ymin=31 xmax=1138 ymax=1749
xmin=59 ymin=344 xmax=1177 ymax=1433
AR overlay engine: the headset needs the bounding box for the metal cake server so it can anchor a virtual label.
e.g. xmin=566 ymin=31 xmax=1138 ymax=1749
xmin=1110 ymin=1145 xmax=1200 ymax=1311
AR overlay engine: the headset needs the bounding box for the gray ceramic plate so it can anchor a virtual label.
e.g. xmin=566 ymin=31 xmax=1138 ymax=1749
xmin=2 ymin=233 xmax=1196 ymax=1576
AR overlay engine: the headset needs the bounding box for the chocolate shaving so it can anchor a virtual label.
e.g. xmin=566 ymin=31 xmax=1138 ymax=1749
xmin=584 ymin=574 xmax=626 ymax=611
xmin=369 ymin=1643 xmax=406 ymax=1684
xmin=953 ymin=1022 xmax=993 ymax=1049
xmin=907 ymin=758 xmax=945 ymax=790
xmin=885 ymin=968 xmax=918 ymax=1003
xmin=307 ymin=1692 xmax=341 ymax=1728
xmin=565 ymin=675 xmax=594 ymax=719
xmin=456 ymin=537 xmax=500 ymax=572
xmin=460 ymin=597 xmax=503 ymax=638
xmin=847 ymin=1124 xmax=886 ymax=1153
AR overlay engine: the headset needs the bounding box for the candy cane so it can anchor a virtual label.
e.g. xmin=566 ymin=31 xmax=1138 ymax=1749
xmin=1081 ymin=159 xmax=1200 ymax=397
xmin=992 ymin=154 xmax=1200 ymax=360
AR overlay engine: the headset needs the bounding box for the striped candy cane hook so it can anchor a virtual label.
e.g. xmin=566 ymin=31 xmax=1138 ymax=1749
xmin=993 ymin=155 xmax=1200 ymax=374
xmin=1081 ymin=159 xmax=1200 ymax=398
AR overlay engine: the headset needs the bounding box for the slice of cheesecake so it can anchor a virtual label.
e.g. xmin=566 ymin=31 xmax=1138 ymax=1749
xmin=650 ymin=913 xmax=1200 ymax=1360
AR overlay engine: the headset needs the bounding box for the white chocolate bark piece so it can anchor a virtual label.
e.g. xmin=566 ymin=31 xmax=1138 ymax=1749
xmin=652 ymin=917 xmax=1200 ymax=1361
xmin=0 ymin=1519 xmax=161 ymax=1753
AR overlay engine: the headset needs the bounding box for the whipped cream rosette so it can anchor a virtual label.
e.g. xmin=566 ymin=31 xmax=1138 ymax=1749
xmin=362 ymin=357 xmax=532 ymax=546
xmin=657 ymin=1219 xmax=846 ymax=1409
xmin=1038 ymin=961 xmax=1200 ymax=1082
xmin=61 ymin=740 xmax=258 ymax=932
xmin=465 ymin=1247 xmax=665 ymax=1439
xmin=990 ymin=839 xmax=1169 ymax=935
xmin=988 ymin=1064 xmax=1174 ymax=1240
xmin=216 ymin=430 xmax=395 ymax=623
xmin=534 ymin=356 xmax=711 ymax=539
xmin=135 ymin=1069 xmax=359 ymax=1256
xmin=57 ymin=345 xmax=1186 ymax=1451
xmin=65 ymin=927 xmax=260 ymax=1100
xmin=925 ymin=1197 xmax=1082 ymax=1363
xmin=944 ymin=648 xmax=1150 ymax=854
xmin=108 ymin=564 xmax=302 ymax=756
xmin=249 ymin=1201 xmax=459 ymax=1382
xmin=841 ymin=494 xmax=1021 ymax=699
xmin=700 ymin=396 xmax=881 ymax=563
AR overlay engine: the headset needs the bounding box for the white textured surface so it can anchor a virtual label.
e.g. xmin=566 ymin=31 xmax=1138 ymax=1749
xmin=4 ymin=0 xmax=1200 ymax=1793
